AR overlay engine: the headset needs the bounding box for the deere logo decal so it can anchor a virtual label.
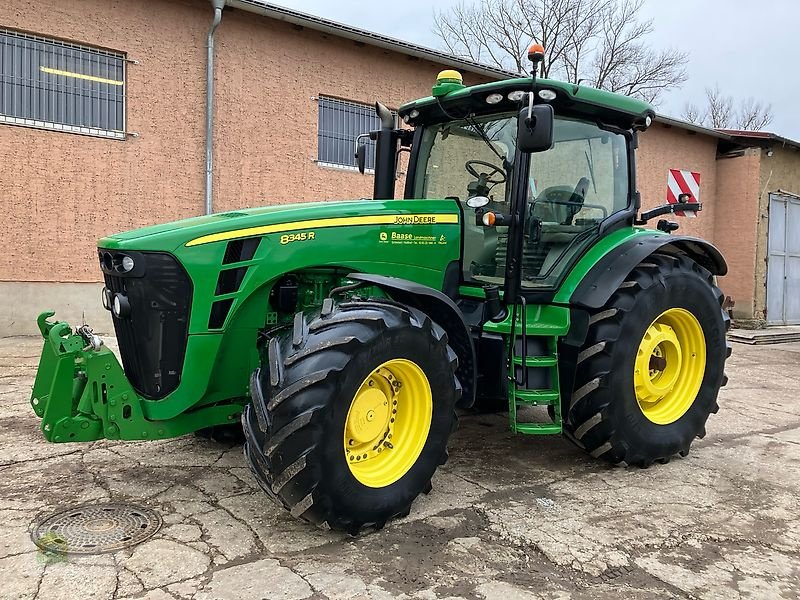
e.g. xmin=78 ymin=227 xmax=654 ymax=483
xmin=393 ymin=215 xmax=437 ymax=225
xmin=379 ymin=232 xmax=388 ymax=241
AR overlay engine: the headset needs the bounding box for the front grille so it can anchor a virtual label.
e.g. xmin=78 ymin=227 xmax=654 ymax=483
xmin=100 ymin=251 xmax=192 ymax=399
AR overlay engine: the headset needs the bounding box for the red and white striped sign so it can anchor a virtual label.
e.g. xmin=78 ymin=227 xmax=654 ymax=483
xmin=667 ymin=169 xmax=701 ymax=217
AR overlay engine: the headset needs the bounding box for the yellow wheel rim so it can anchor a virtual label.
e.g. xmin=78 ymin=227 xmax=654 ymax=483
xmin=344 ymin=359 xmax=433 ymax=488
xmin=634 ymin=308 xmax=706 ymax=425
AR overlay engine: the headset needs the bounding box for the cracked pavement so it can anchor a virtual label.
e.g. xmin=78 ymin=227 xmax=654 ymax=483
xmin=1 ymin=336 xmax=799 ymax=599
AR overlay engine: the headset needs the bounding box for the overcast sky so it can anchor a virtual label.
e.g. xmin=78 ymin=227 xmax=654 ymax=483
xmin=270 ymin=0 xmax=798 ymax=139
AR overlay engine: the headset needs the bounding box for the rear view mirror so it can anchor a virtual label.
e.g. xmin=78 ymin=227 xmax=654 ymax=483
xmin=354 ymin=132 xmax=371 ymax=174
xmin=355 ymin=143 xmax=367 ymax=174
xmin=517 ymin=103 xmax=554 ymax=153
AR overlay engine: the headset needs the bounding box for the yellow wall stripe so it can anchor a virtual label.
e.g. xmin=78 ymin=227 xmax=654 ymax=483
xmin=40 ymin=66 xmax=123 ymax=86
xmin=185 ymin=213 xmax=460 ymax=247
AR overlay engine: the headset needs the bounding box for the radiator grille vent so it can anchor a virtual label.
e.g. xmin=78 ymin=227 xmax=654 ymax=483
xmin=209 ymin=299 xmax=234 ymax=329
xmin=215 ymin=267 xmax=248 ymax=295
xmin=222 ymin=238 xmax=260 ymax=264
xmin=102 ymin=251 xmax=191 ymax=399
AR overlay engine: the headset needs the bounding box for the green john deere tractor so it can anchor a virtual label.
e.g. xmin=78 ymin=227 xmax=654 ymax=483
xmin=31 ymin=46 xmax=729 ymax=534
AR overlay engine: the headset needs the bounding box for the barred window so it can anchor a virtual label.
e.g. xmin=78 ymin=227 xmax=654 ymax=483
xmin=0 ymin=29 xmax=125 ymax=139
xmin=317 ymin=96 xmax=386 ymax=171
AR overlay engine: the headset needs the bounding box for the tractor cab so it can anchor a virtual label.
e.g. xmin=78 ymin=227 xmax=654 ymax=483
xmin=361 ymin=46 xmax=655 ymax=308
xmin=409 ymin=102 xmax=629 ymax=292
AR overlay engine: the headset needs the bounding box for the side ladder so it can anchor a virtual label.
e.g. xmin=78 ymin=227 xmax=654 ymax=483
xmin=507 ymin=299 xmax=564 ymax=435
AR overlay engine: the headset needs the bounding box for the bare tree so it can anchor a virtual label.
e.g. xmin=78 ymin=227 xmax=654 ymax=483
xmin=433 ymin=0 xmax=688 ymax=104
xmin=681 ymin=102 xmax=702 ymax=125
xmin=736 ymin=97 xmax=773 ymax=131
xmin=704 ymin=85 xmax=734 ymax=129
xmin=681 ymin=85 xmax=773 ymax=130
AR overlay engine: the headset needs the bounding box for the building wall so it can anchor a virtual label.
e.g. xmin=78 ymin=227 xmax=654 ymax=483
xmin=713 ymin=149 xmax=762 ymax=320
xmin=754 ymin=146 xmax=800 ymax=323
xmin=0 ymin=0 xmax=487 ymax=287
xmin=637 ymin=124 xmax=719 ymax=242
xmin=0 ymin=0 xmax=210 ymax=285
xmin=212 ymin=9 xmax=488 ymax=212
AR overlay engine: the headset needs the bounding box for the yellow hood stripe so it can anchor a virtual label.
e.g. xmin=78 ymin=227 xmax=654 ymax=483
xmin=185 ymin=213 xmax=459 ymax=247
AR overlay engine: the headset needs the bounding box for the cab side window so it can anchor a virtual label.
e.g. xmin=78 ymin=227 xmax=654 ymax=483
xmin=521 ymin=118 xmax=629 ymax=288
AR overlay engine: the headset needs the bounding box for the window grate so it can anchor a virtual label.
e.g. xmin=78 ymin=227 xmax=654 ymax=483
xmin=317 ymin=96 xmax=392 ymax=170
xmin=0 ymin=29 xmax=125 ymax=139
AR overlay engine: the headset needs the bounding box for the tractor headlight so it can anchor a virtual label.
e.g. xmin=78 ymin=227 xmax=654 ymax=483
xmin=114 ymin=253 xmax=135 ymax=273
xmin=112 ymin=293 xmax=131 ymax=319
xmin=486 ymin=93 xmax=503 ymax=104
xmin=507 ymin=90 xmax=526 ymax=102
xmin=538 ymin=89 xmax=557 ymax=101
xmin=101 ymin=287 xmax=112 ymax=311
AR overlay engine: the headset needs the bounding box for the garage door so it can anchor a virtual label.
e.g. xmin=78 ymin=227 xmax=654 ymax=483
xmin=767 ymin=193 xmax=800 ymax=325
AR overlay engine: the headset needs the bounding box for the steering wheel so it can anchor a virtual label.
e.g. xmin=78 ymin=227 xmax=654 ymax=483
xmin=465 ymin=160 xmax=506 ymax=184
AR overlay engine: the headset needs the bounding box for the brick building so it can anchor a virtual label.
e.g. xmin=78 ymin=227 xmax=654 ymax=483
xmin=1 ymin=0 xmax=798 ymax=333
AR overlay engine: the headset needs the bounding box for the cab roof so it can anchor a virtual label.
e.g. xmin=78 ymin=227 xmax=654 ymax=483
xmin=399 ymin=77 xmax=655 ymax=131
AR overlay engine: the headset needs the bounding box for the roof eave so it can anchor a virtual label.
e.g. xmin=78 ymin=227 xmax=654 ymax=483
xmin=718 ymin=130 xmax=800 ymax=152
xmin=654 ymin=115 xmax=733 ymax=141
xmin=226 ymin=0 xmax=517 ymax=80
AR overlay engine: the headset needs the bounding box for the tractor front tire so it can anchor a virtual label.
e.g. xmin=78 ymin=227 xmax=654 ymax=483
xmin=565 ymin=254 xmax=730 ymax=466
xmin=243 ymin=299 xmax=460 ymax=534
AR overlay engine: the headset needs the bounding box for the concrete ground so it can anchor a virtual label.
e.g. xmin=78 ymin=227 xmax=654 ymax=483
xmin=1 ymin=336 xmax=799 ymax=600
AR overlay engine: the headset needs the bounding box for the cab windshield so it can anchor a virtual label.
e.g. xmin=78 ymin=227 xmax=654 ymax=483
xmin=413 ymin=113 xmax=516 ymax=205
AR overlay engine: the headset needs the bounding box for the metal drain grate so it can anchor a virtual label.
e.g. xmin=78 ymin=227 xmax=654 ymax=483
xmin=31 ymin=502 xmax=162 ymax=554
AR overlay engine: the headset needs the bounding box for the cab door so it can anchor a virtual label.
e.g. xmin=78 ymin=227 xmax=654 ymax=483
xmin=407 ymin=113 xmax=518 ymax=292
xmin=508 ymin=116 xmax=632 ymax=296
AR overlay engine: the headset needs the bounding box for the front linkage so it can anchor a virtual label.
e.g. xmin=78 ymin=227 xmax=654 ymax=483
xmin=31 ymin=311 xmax=241 ymax=442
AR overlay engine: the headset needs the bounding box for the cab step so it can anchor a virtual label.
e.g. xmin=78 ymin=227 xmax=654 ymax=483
xmin=513 ymin=388 xmax=559 ymax=405
xmin=512 ymin=355 xmax=558 ymax=368
xmin=514 ymin=422 xmax=562 ymax=435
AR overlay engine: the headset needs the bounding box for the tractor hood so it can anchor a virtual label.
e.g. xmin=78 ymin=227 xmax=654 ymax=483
xmin=98 ymin=199 xmax=393 ymax=252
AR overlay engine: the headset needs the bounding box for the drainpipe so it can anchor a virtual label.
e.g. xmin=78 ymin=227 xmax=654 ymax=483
xmin=205 ymin=0 xmax=224 ymax=215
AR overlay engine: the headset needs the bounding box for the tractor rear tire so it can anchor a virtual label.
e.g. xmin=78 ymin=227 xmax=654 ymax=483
xmin=242 ymin=299 xmax=460 ymax=534
xmin=565 ymin=254 xmax=730 ymax=466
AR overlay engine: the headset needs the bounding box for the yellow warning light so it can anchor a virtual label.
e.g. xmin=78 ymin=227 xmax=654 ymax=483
xmin=433 ymin=70 xmax=465 ymax=97
xmin=436 ymin=70 xmax=463 ymax=84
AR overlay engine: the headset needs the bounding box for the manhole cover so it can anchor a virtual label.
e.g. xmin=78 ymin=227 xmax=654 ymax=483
xmin=31 ymin=502 xmax=162 ymax=554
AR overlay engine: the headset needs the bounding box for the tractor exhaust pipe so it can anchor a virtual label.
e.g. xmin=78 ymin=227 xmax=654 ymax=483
xmin=372 ymin=102 xmax=398 ymax=200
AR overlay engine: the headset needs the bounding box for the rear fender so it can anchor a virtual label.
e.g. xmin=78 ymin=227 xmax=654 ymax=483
xmin=347 ymin=273 xmax=477 ymax=408
xmin=568 ymin=234 xmax=727 ymax=309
